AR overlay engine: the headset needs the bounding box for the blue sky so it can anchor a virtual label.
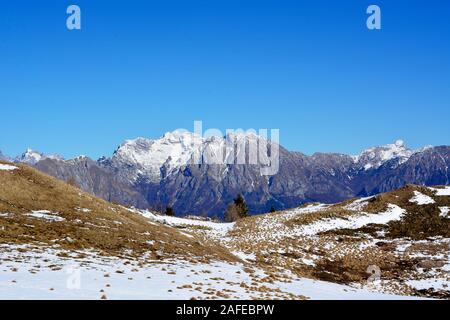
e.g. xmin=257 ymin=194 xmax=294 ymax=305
xmin=1 ymin=0 xmax=449 ymax=159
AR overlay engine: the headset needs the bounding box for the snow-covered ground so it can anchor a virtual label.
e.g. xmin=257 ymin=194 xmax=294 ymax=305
xmin=24 ymin=210 xmax=65 ymax=222
xmin=0 ymin=244 xmax=418 ymax=300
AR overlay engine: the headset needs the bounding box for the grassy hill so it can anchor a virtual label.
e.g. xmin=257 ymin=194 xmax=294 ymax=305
xmin=0 ymin=161 xmax=235 ymax=262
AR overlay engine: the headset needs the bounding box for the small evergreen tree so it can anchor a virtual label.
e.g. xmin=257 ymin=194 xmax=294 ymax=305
xmin=165 ymin=206 xmax=175 ymax=217
xmin=224 ymin=194 xmax=249 ymax=222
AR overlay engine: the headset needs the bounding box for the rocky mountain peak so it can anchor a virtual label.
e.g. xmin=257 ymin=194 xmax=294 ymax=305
xmin=106 ymin=130 xmax=277 ymax=183
xmin=353 ymin=140 xmax=415 ymax=171
xmin=15 ymin=149 xmax=46 ymax=165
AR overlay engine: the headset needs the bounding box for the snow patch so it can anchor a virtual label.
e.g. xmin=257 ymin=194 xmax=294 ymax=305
xmin=409 ymin=191 xmax=435 ymax=205
xmin=232 ymin=251 xmax=256 ymax=262
xmin=298 ymin=204 xmax=405 ymax=236
xmin=0 ymin=164 xmax=18 ymax=171
xmin=406 ymin=278 xmax=449 ymax=292
xmin=25 ymin=210 xmax=65 ymax=222
xmin=135 ymin=209 xmax=235 ymax=239
xmin=439 ymin=207 xmax=449 ymax=218
xmin=0 ymin=244 xmax=419 ymax=300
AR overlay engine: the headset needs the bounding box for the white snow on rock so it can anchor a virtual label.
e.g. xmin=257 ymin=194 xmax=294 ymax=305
xmin=429 ymin=186 xmax=450 ymax=196
xmin=409 ymin=191 xmax=436 ymax=205
xmin=353 ymin=140 xmax=418 ymax=171
xmin=0 ymin=164 xmax=18 ymax=171
xmin=24 ymin=210 xmax=65 ymax=222
xmin=107 ymin=130 xmax=276 ymax=182
xmin=231 ymin=251 xmax=256 ymax=262
xmin=14 ymin=149 xmax=63 ymax=165
xmin=439 ymin=207 xmax=449 ymax=218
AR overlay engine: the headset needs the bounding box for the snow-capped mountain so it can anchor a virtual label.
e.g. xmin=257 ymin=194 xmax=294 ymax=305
xmin=14 ymin=149 xmax=63 ymax=165
xmin=13 ymin=133 xmax=450 ymax=217
xmin=105 ymin=132 xmax=203 ymax=183
xmin=103 ymin=131 xmax=275 ymax=183
xmin=353 ymin=140 xmax=416 ymax=171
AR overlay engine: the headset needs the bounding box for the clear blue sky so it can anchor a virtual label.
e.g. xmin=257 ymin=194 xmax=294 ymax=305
xmin=1 ymin=0 xmax=449 ymax=159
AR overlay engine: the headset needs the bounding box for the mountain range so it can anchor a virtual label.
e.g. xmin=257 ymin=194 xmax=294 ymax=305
xmin=2 ymin=132 xmax=449 ymax=217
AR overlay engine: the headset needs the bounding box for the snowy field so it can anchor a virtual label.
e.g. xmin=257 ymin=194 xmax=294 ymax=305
xmin=0 ymin=244 xmax=418 ymax=300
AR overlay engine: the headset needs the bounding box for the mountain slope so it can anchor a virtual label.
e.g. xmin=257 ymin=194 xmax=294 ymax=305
xmin=34 ymin=156 xmax=151 ymax=208
xmin=0 ymin=160 xmax=232 ymax=261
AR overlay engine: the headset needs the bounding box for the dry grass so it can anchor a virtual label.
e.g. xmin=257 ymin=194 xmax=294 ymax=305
xmin=284 ymin=207 xmax=355 ymax=228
